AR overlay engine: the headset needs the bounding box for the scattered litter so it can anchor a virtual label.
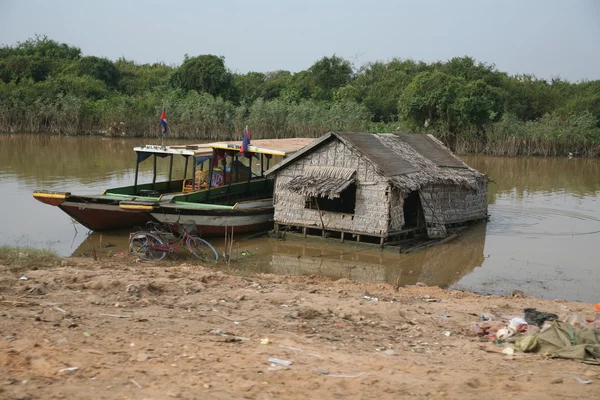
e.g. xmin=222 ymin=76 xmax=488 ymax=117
xmin=100 ymin=314 xmax=131 ymax=318
xmin=268 ymin=364 xmax=287 ymax=371
xmin=573 ymin=376 xmax=592 ymax=385
xmin=279 ymin=344 xmax=303 ymax=352
xmin=363 ymin=296 xmax=378 ymax=302
xmin=383 ymin=349 xmax=395 ymax=355
xmin=316 ymin=370 xmax=329 ymax=375
xmin=524 ymin=308 xmax=558 ymax=327
xmin=54 ymin=307 xmax=66 ymax=313
xmin=261 ymin=338 xmax=270 ymax=345
xmin=326 ymin=372 xmax=365 ymax=379
xmin=83 ymin=332 xmax=91 ymax=337
xmin=224 ymin=336 xmax=250 ymax=342
xmin=443 ymin=331 xmax=452 ymax=337
xmin=58 ymin=367 xmax=79 ymax=373
xmin=595 ymin=304 xmax=600 ymax=313
xmin=19 ymin=276 xmax=29 ymax=281
xmin=241 ymin=250 xmax=252 ymax=256
xmin=268 ymin=357 xmax=293 ymax=366
xmin=425 ymin=298 xmax=441 ymax=303
xmin=502 ymin=347 xmax=515 ymax=355
xmin=130 ymin=379 xmax=143 ymax=389
xmin=515 ymin=371 xmax=533 ymax=377
xmin=440 ymin=314 xmax=452 ymax=318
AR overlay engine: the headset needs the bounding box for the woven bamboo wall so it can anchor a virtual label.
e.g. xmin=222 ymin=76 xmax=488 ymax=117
xmin=420 ymin=182 xmax=488 ymax=238
xmin=273 ymin=139 xmax=391 ymax=235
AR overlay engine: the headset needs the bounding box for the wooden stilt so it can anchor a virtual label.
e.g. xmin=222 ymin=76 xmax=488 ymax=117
xmin=303 ymin=227 xmax=307 ymax=237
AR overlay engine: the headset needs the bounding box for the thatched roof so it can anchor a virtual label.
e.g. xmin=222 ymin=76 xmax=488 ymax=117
xmin=265 ymin=132 xmax=488 ymax=196
xmin=283 ymin=166 xmax=355 ymax=199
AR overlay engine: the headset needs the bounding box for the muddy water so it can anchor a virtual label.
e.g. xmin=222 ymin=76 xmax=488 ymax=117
xmin=1 ymin=134 xmax=599 ymax=302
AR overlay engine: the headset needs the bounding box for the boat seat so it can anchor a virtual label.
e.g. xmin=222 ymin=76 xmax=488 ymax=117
xmin=139 ymin=189 xmax=160 ymax=197
xmin=182 ymin=169 xmax=224 ymax=192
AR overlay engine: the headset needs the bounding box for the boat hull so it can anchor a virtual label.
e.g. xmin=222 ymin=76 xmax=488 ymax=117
xmin=59 ymin=201 xmax=154 ymax=231
xmin=33 ymin=191 xmax=71 ymax=207
xmin=150 ymin=208 xmax=273 ymax=236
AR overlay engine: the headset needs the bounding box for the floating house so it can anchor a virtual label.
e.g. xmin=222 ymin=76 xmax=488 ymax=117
xmin=265 ymin=132 xmax=488 ymax=245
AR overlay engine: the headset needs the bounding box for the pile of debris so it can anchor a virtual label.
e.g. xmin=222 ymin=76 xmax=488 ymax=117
xmin=473 ymin=305 xmax=600 ymax=364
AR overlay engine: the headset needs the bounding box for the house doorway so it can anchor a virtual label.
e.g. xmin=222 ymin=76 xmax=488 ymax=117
xmin=402 ymin=190 xmax=425 ymax=229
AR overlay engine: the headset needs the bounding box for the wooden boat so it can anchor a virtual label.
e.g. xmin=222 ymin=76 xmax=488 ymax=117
xmin=33 ymin=138 xmax=313 ymax=233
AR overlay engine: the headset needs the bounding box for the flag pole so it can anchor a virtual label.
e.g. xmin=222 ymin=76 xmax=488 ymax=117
xmin=161 ymin=99 xmax=165 ymax=149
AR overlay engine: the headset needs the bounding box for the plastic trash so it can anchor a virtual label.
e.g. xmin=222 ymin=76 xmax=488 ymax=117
xmin=524 ymin=308 xmax=558 ymax=327
xmin=268 ymin=357 xmax=292 ymax=366
xmin=363 ymin=296 xmax=378 ymax=302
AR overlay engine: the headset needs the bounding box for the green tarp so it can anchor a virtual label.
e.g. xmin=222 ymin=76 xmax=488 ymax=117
xmin=515 ymin=320 xmax=600 ymax=364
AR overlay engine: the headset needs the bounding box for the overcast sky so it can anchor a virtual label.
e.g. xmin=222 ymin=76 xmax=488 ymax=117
xmin=1 ymin=0 xmax=599 ymax=81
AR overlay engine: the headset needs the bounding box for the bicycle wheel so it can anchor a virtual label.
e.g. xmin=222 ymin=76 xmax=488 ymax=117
xmin=129 ymin=231 xmax=168 ymax=262
xmin=186 ymin=236 xmax=219 ymax=263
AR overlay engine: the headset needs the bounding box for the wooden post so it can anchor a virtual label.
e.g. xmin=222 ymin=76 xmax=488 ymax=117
xmin=303 ymin=227 xmax=307 ymax=237
xmin=152 ymin=154 xmax=157 ymax=190
xmin=133 ymin=152 xmax=140 ymax=194
xmin=341 ymin=232 xmax=344 ymax=243
xmin=183 ymin=155 xmax=189 ymax=180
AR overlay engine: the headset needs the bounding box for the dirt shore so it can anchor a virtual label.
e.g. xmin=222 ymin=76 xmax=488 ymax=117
xmin=1 ymin=257 xmax=599 ymax=400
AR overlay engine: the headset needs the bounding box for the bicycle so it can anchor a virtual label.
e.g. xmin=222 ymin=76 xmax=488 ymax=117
xmin=129 ymin=220 xmax=219 ymax=263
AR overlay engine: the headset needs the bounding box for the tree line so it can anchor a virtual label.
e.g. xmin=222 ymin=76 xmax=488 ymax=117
xmin=1 ymin=35 xmax=599 ymax=156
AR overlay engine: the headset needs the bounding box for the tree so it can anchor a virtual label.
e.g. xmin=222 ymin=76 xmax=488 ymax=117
xmin=308 ymin=55 xmax=352 ymax=100
xmin=66 ymin=56 xmax=120 ymax=88
xmin=354 ymin=59 xmax=429 ymax=122
xmin=397 ymin=71 xmax=461 ymax=129
xmin=233 ymin=72 xmax=266 ymax=103
xmin=170 ymin=55 xmax=234 ymax=99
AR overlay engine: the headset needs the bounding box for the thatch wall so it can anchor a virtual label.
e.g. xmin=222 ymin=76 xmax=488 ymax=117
xmin=273 ymin=139 xmax=391 ymax=236
xmin=419 ymin=182 xmax=488 ymax=238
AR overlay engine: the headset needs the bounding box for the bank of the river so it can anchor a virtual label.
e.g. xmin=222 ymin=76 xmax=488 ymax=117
xmin=1 ymin=256 xmax=599 ymax=399
xmin=3 ymin=129 xmax=600 ymax=157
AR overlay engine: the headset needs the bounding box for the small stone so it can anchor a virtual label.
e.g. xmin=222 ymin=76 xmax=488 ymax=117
xmin=550 ymin=378 xmax=563 ymax=384
xmin=383 ymin=349 xmax=395 ymax=355
xmin=203 ymin=384 xmax=211 ymax=389
xmin=57 ymin=338 xmax=68 ymax=345
xmin=237 ymin=295 xmax=246 ymax=301
xmin=136 ymin=353 xmax=151 ymax=362
xmin=415 ymin=282 xmax=426 ymax=287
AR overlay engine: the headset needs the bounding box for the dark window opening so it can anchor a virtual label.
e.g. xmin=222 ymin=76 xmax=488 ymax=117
xmin=305 ymin=184 xmax=357 ymax=214
xmin=402 ymin=190 xmax=425 ymax=228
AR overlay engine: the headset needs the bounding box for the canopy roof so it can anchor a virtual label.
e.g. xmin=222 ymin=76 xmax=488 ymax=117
xmin=134 ymin=138 xmax=315 ymax=158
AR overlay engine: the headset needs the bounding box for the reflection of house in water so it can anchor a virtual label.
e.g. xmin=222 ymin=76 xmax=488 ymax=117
xmin=269 ymin=222 xmax=487 ymax=287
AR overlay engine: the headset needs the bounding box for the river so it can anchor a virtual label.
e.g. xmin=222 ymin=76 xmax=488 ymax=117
xmin=1 ymin=134 xmax=598 ymax=302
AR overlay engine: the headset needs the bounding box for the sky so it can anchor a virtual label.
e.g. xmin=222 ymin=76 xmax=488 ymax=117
xmin=1 ymin=0 xmax=599 ymax=81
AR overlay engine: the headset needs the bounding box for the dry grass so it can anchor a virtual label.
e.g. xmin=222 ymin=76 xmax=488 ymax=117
xmin=0 ymin=245 xmax=60 ymax=272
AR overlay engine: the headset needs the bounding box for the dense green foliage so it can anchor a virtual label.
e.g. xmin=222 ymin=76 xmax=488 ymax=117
xmin=1 ymin=35 xmax=599 ymax=155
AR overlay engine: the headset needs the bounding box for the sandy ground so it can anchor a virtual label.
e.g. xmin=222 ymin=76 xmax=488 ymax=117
xmin=1 ymin=257 xmax=599 ymax=400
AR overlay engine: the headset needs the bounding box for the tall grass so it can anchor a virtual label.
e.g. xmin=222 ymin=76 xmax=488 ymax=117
xmin=1 ymin=88 xmax=599 ymax=156
xmin=0 ymin=245 xmax=60 ymax=272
